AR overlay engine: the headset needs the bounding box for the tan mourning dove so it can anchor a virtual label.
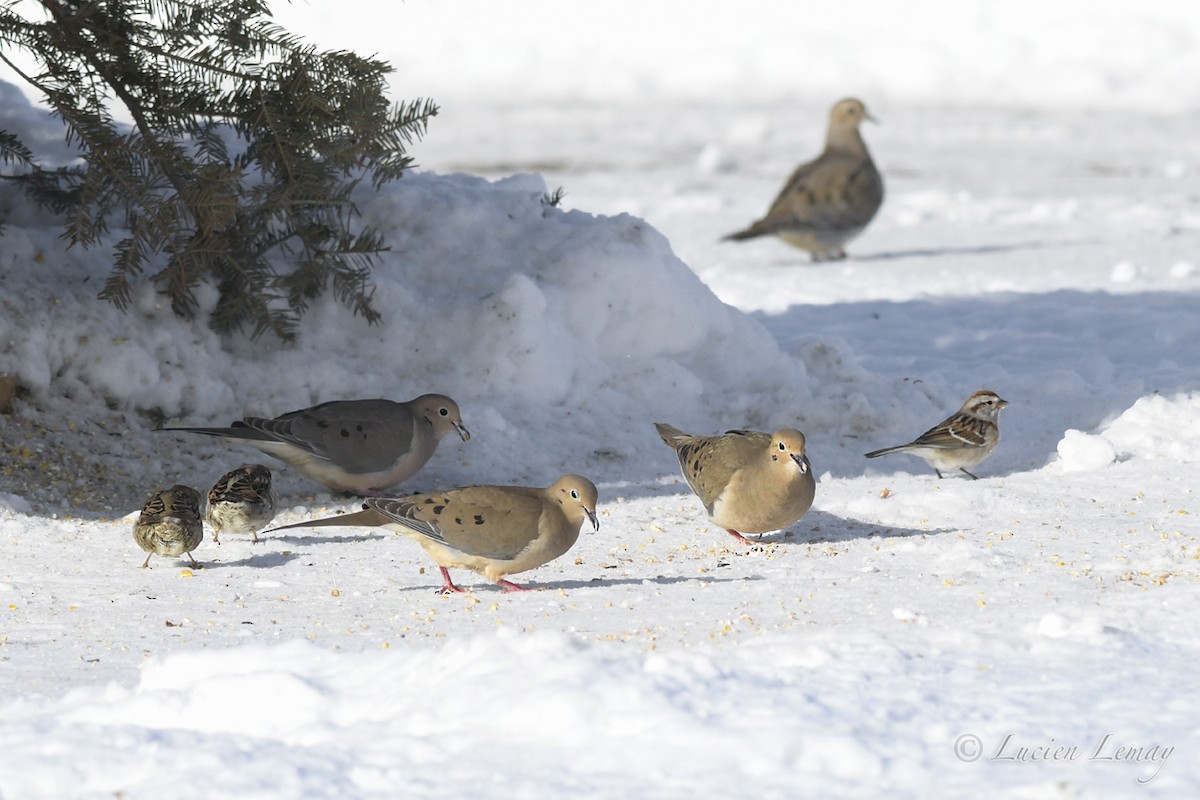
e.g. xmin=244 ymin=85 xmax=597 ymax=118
xmin=266 ymin=475 xmax=599 ymax=593
xmin=206 ymin=464 xmax=277 ymax=544
xmin=865 ymin=390 xmax=1007 ymax=479
xmin=724 ymin=97 xmax=884 ymax=261
xmin=655 ymin=423 xmax=815 ymax=544
xmin=132 ymin=485 xmax=204 ymax=568
xmin=164 ymin=395 xmax=470 ymax=495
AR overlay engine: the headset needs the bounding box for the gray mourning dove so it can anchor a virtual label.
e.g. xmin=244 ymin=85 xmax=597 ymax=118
xmin=132 ymin=485 xmax=204 ymax=568
xmin=724 ymin=97 xmax=884 ymax=261
xmin=655 ymin=423 xmax=815 ymax=544
xmin=164 ymin=395 xmax=470 ymax=495
xmin=865 ymin=390 xmax=1008 ymax=479
xmin=206 ymin=464 xmax=277 ymax=544
xmin=266 ymin=475 xmax=599 ymax=593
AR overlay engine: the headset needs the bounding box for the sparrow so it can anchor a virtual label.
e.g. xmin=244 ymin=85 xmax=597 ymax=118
xmin=206 ymin=464 xmax=277 ymax=544
xmin=865 ymin=390 xmax=1008 ymax=479
xmin=132 ymin=485 xmax=204 ymax=568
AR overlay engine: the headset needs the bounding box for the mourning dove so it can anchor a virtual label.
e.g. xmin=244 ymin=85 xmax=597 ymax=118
xmin=655 ymin=423 xmax=815 ymax=544
xmin=266 ymin=475 xmax=599 ymax=593
xmin=132 ymin=485 xmax=204 ymax=568
xmin=164 ymin=394 xmax=470 ymax=495
xmin=206 ymin=464 xmax=277 ymax=544
xmin=724 ymin=97 xmax=884 ymax=261
xmin=865 ymin=390 xmax=1007 ymax=479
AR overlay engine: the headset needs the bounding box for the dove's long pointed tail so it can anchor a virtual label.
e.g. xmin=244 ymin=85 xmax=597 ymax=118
xmin=722 ymin=225 xmax=766 ymax=242
xmin=264 ymin=508 xmax=390 ymax=535
xmin=160 ymin=423 xmax=280 ymax=443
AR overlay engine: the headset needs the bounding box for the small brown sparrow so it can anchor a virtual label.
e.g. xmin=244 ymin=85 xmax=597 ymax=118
xmin=865 ymin=390 xmax=1008 ymax=479
xmin=132 ymin=485 xmax=204 ymax=567
xmin=207 ymin=464 xmax=277 ymax=544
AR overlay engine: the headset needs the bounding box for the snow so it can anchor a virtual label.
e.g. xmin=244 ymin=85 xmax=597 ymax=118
xmin=2 ymin=2 xmax=1200 ymax=798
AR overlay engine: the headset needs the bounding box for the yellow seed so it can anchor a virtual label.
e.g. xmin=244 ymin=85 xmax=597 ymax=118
xmin=179 ymin=570 xmax=194 ymax=578
xmin=331 ymin=588 xmax=341 ymax=597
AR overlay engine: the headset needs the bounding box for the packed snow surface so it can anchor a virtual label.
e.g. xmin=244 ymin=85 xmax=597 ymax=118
xmin=1 ymin=2 xmax=1199 ymax=798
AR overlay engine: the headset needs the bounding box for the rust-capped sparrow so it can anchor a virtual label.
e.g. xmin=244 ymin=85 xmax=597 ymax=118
xmin=132 ymin=485 xmax=204 ymax=568
xmin=865 ymin=390 xmax=1007 ymax=479
xmin=207 ymin=464 xmax=277 ymax=544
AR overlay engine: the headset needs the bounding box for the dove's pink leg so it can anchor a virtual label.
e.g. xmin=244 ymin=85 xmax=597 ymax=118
xmin=436 ymin=567 xmax=467 ymax=594
xmin=497 ymin=579 xmax=532 ymax=592
xmin=725 ymin=529 xmax=753 ymax=544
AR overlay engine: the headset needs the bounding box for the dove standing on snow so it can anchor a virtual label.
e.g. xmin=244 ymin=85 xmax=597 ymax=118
xmin=655 ymin=423 xmax=815 ymax=544
xmin=724 ymin=97 xmax=884 ymax=261
xmin=864 ymin=390 xmax=1008 ymax=479
xmin=132 ymin=485 xmax=204 ymax=568
xmin=164 ymin=395 xmax=470 ymax=495
xmin=266 ymin=475 xmax=599 ymax=593
xmin=206 ymin=464 xmax=277 ymax=544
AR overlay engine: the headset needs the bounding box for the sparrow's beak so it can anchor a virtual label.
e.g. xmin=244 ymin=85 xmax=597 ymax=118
xmin=996 ymin=398 xmax=1009 ymax=409
xmin=866 ymin=111 xmax=881 ymax=125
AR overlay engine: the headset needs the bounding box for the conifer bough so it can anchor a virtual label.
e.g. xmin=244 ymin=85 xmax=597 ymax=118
xmin=0 ymin=0 xmax=437 ymax=339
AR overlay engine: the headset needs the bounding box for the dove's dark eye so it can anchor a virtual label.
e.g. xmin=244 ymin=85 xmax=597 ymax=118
xmin=778 ymin=442 xmax=786 ymax=451
xmin=439 ymin=407 xmax=449 ymax=416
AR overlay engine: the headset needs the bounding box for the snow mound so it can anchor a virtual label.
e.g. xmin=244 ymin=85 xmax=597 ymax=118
xmin=0 ymin=152 xmax=811 ymax=484
xmin=1102 ymin=392 xmax=1200 ymax=462
xmin=39 ymin=632 xmax=886 ymax=796
xmin=1055 ymin=429 xmax=1117 ymax=472
xmin=1053 ymin=392 xmax=1200 ymax=470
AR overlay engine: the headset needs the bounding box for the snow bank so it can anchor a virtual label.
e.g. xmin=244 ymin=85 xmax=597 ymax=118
xmin=1054 ymin=392 xmax=1200 ymax=471
xmin=0 ymin=92 xmax=811 ymax=487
